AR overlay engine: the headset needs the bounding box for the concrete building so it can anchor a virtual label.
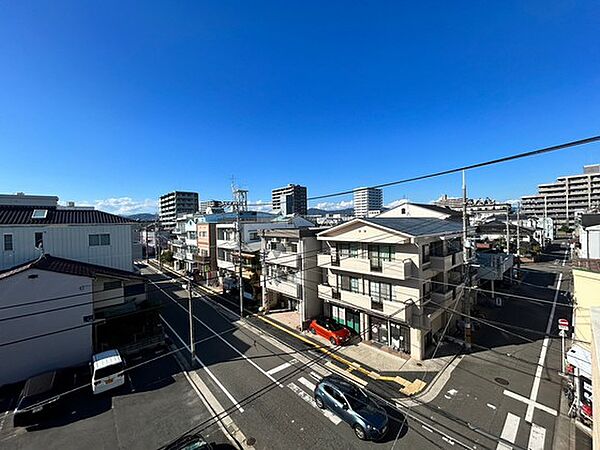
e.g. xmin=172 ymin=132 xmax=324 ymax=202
xmin=353 ymin=187 xmax=383 ymax=218
xmin=521 ymin=164 xmax=600 ymax=229
xmin=0 ymin=254 xmax=149 ymax=385
xmin=261 ymin=227 xmax=323 ymax=330
xmin=0 ymin=194 xmax=140 ymax=272
xmin=316 ymin=217 xmax=465 ymax=360
xmin=199 ymin=200 xmax=225 ymax=214
xmin=272 ymin=184 xmax=308 ymax=216
xmin=434 ymin=195 xmax=511 ymax=221
xmin=159 ymin=191 xmax=198 ymax=229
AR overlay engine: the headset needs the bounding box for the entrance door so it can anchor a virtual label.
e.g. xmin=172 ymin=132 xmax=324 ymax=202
xmin=371 ymin=316 xmax=388 ymax=345
xmin=390 ymin=322 xmax=410 ymax=353
xmin=346 ymin=310 xmax=360 ymax=334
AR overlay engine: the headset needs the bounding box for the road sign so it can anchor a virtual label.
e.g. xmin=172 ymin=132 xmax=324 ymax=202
xmin=559 ymin=329 xmax=566 ymax=338
xmin=558 ymin=318 xmax=569 ymax=331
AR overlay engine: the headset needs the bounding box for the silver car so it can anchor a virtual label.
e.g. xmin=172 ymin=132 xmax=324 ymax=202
xmin=314 ymin=375 xmax=388 ymax=440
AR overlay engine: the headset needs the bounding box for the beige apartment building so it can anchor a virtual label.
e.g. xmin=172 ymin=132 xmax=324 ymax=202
xmin=316 ymin=217 xmax=465 ymax=360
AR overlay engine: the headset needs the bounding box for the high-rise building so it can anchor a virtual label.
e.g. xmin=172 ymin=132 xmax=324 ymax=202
xmin=353 ymin=187 xmax=383 ymax=217
xmin=521 ymin=165 xmax=600 ymax=228
xmin=271 ymin=184 xmax=307 ymax=216
xmin=159 ymin=191 xmax=198 ymax=229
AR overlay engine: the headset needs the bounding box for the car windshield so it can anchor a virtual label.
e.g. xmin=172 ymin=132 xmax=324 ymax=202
xmin=345 ymin=387 xmax=370 ymax=410
xmin=326 ymin=321 xmax=343 ymax=331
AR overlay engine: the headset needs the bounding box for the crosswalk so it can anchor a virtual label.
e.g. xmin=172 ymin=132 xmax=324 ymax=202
xmin=496 ymin=411 xmax=547 ymax=450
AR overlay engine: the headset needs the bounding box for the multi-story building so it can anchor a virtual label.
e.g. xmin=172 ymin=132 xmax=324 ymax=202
xmin=434 ymin=195 xmax=511 ymax=222
xmin=171 ymin=213 xmax=202 ymax=273
xmin=159 ymin=191 xmax=198 ymax=229
xmin=199 ymin=200 xmax=225 ymax=214
xmin=272 ymin=184 xmax=308 ymax=216
xmin=353 ymin=187 xmax=383 ymax=218
xmin=521 ymin=165 xmax=600 ymax=229
xmin=0 ymin=193 xmax=141 ymax=272
xmin=261 ymin=227 xmax=323 ymax=330
xmin=316 ymin=217 xmax=464 ymax=360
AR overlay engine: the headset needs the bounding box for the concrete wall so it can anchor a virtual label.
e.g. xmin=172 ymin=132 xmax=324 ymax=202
xmin=0 ymin=269 xmax=93 ymax=385
xmin=0 ymin=224 xmax=135 ymax=272
xmin=572 ymin=268 xmax=600 ymax=352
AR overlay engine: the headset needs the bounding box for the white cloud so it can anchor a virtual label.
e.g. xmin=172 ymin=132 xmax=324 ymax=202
xmin=314 ymin=200 xmax=353 ymax=211
xmin=76 ymin=197 xmax=158 ymax=215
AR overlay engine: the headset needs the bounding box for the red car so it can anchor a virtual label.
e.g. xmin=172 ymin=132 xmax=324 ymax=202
xmin=309 ymin=318 xmax=351 ymax=345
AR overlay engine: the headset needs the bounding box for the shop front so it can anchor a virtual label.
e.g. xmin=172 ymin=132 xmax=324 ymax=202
xmin=566 ymin=345 xmax=593 ymax=426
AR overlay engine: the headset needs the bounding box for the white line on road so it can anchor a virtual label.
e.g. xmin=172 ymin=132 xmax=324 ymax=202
xmin=266 ymin=361 xmax=294 ymax=376
xmin=149 ymin=277 xmax=284 ymax=388
xmin=309 ymin=371 xmax=323 ymax=382
xmin=422 ymin=424 xmax=434 ymax=433
xmin=527 ymin=423 xmax=546 ymax=450
xmin=287 ymin=382 xmax=342 ymax=425
xmin=160 ymin=315 xmax=244 ymax=413
xmin=496 ymin=412 xmax=521 ymax=450
xmin=525 ymin=249 xmax=566 ymax=423
xmin=442 ymin=436 xmax=455 ymax=446
xmin=503 ymin=389 xmax=557 ymax=417
xmin=298 ymin=376 xmax=316 ymax=392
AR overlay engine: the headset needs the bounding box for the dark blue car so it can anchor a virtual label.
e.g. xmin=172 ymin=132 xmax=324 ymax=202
xmin=314 ymin=375 xmax=388 ymax=441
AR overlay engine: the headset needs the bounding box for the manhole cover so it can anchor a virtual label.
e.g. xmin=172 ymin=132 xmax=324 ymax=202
xmin=246 ymin=437 xmax=257 ymax=446
xmin=416 ymin=362 xmax=423 ymax=367
xmin=494 ymin=377 xmax=510 ymax=386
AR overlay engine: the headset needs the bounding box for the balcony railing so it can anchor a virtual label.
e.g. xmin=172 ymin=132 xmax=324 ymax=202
xmin=316 ymin=252 xmax=411 ymax=279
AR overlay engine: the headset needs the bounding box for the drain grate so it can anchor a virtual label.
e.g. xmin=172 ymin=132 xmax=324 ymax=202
xmin=494 ymin=377 xmax=509 ymax=386
xmin=246 ymin=437 xmax=257 ymax=446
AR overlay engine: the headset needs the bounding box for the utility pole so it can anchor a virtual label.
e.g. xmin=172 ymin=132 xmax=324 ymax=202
xmin=505 ymin=205 xmax=510 ymax=254
xmin=516 ymin=203 xmax=521 ymax=258
xmin=462 ymin=170 xmax=471 ymax=349
xmin=543 ymin=195 xmax=548 ymax=248
xmin=187 ymin=275 xmax=195 ymax=365
xmin=145 ymin=225 xmax=149 ymax=262
xmin=237 ymin=208 xmax=244 ymax=317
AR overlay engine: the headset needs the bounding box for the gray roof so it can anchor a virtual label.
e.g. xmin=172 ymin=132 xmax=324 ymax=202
xmin=362 ymin=217 xmax=463 ymax=237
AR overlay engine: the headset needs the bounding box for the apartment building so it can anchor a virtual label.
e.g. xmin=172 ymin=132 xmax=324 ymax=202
xmin=316 ymin=217 xmax=464 ymax=360
xmin=353 ymin=187 xmax=383 ymax=218
xmin=171 ymin=213 xmax=202 ymax=274
xmin=272 ymin=184 xmax=308 ymax=216
xmin=159 ymin=191 xmax=199 ymax=229
xmin=434 ymin=195 xmax=511 ymax=221
xmin=261 ymin=227 xmax=323 ymax=330
xmin=0 ymin=194 xmax=140 ymax=272
xmin=521 ymin=164 xmax=600 ymax=229
xmin=199 ymin=200 xmax=225 ymax=214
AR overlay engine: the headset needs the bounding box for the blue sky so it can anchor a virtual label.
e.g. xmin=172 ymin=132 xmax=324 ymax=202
xmin=1 ymin=1 xmax=600 ymax=214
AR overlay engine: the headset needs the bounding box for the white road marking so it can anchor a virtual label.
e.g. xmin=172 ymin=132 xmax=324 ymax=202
xmin=298 ymin=376 xmax=316 ymax=391
xmin=503 ymin=389 xmax=557 ymax=417
xmin=309 ymin=371 xmax=323 ymax=382
xmin=526 ymin=251 xmax=565 ymax=423
xmin=442 ymin=436 xmax=455 ymax=446
xmin=496 ymin=412 xmax=521 ymax=450
xmin=422 ymin=424 xmax=434 ymax=433
xmin=487 ymin=403 xmax=497 ymax=410
xmin=527 ymin=423 xmax=546 ymax=450
xmin=160 ymin=315 xmax=244 ymax=413
xmin=0 ymin=411 xmax=8 ymax=433
xmin=287 ymin=382 xmax=342 ymax=425
xmin=149 ymin=278 xmax=284 ymax=388
xmin=266 ymin=361 xmax=294 ymax=376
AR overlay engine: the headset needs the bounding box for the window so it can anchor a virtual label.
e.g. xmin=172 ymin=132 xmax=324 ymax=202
xmin=249 ymin=231 xmax=259 ymax=241
xmin=124 ymin=283 xmax=145 ymax=297
xmin=31 ymin=209 xmax=48 ymax=219
xmin=34 ymin=232 xmax=43 ymax=249
xmin=104 ymin=280 xmax=121 ymax=291
xmin=422 ymin=244 xmax=430 ymax=263
xmin=89 ymin=234 xmax=110 ymax=246
xmin=338 ymin=242 xmax=359 ymax=259
xmin=3 ymin=234 xmax=13 ymax=251
xmin=370 ymin=280 xmax=392 ymax=302
xmin=350 ymin=277 xmax=359 ymax=293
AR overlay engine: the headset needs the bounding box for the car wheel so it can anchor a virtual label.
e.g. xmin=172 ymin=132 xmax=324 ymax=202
xmin=329 ymin=337 xmax=337 ymax=345
xmin=309 ymin=327 xmax=316 ymax=335
xmin=354 ymin=424 xmax=367 ymax=440
xmin=315 ymin=395 xmax=325 ymax=409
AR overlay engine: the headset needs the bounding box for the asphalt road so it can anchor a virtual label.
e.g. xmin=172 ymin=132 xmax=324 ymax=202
xmin=0 ymin=352 xmax=228 ymax=450
xmin=145 ymin=264 xmax=497 ymax=449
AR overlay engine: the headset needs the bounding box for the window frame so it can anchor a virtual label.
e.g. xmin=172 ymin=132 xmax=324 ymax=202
xmin=34 ymin=232 xmax=44 ymax=249
xmin=3 ymin=234 xmax=13 ymax=251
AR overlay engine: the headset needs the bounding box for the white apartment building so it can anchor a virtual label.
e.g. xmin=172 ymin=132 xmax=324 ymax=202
xmin=171 ymin=213 xmax=203 ymax=273
xmin=522 ymin=165 xmax=600 ymax=229
xmin=271 ymin=184 xmax=308 ymax=216
xmin=159 ymin=191 xmax=199 ymax=229
xmin=316 ymin=217 xmax=464 ymax=360
xmin=353 ymin=187 xmax=383 ymax=218
xmin=0 ymin=194 xmax=140 ymax=272
xmin=261 ymin=227 xmax=323 ymax=330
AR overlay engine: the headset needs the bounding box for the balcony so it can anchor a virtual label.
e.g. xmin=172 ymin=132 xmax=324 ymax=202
xmin=217 ymin=258 xmax=235 ymax=272
xmin=316 ymin=284 xmax=411 ymax=322
xmin=265 ymin=249 xmax=300 ymax=269
xmin=266 ymin=278 xmax=301 ymax=298
xmin=431 ymin=287 xmax=454 ymax=306
xmin=430 ymin=251 xmax=463 ymax=272
xmin=317 ymin=253 xmax=411 ymax=280
xmin=171 ymin=239 xmax=185 ymax=247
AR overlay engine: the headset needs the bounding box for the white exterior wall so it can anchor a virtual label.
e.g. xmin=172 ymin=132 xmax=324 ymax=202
xmin=0 ymin=224 xmax=135 ymax=272
xmin=579 ymin=225 xmax=600 ymax=260
xmin=0 ymin=269 xmax=93 ymax=385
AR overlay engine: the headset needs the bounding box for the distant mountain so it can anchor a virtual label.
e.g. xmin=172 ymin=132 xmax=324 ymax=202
xmin=126 ymin=213 xmax=159 ymax=221
xmin=307 ymin=207 xmax=354 ymax=216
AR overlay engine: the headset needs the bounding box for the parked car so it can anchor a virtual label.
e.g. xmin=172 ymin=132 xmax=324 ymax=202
xmin=92 ymin=349 xmax=126 ymax=395
xmin=314 ymin=375 xmax=388 ymax=441
xmin=308 ymin=317 xmax=351 ymax=345
xmin=13 ymin=369 xmax=82 ymax=427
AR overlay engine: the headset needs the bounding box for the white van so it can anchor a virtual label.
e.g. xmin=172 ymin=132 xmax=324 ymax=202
xmin=91 ymin=350 xmax=126 ymax=394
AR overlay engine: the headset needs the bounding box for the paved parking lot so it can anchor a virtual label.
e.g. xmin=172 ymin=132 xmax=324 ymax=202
xmin=0 ymin=353 xmax=230 ymax=450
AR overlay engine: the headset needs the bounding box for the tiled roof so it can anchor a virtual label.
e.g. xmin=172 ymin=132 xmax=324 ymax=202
xmin=362 ymin=217 xmax=463 ymax=236
xmin=0 ymin=254 xmax=143 ymax=281
xmin=0 ymin=206 xmax=133 ymax=225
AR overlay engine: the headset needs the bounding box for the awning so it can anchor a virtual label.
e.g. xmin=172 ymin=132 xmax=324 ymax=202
xmin=566 ymin=345 xmax=592 ymax=379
